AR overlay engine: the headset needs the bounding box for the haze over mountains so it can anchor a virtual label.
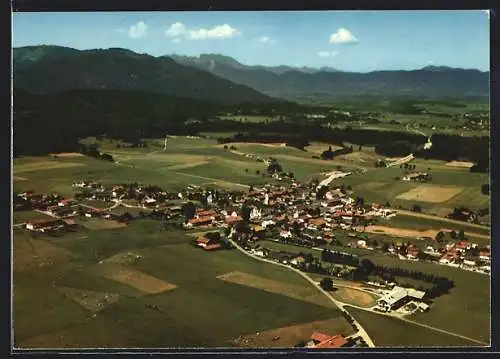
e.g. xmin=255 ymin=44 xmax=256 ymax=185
xmin=13 ymin=45 xmax=489 ymax=104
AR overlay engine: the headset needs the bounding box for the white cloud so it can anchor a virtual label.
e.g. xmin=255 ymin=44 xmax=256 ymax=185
xmin=258 ymin=36 xmax=276 ymax=44
xmin=329 ymin=28 xmax=358 ymax=44
xmin=172 ymin=38 xmax=181 ymax=44
xmin=165 ymin=22 xmax=240 ymax=41
xmin=165 ymin=22 xmax=187 ymax=37
xmin=187 ymin=24 xmax=241 ymax=40
xmin=318 ymin=50 xmax=338 ymax=58
xmin=128 ymin=21 xmax=148 ymax=39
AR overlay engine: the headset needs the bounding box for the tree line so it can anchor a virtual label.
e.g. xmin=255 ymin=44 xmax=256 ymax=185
xmin=14 ymin=88 xmax=489 ymax=171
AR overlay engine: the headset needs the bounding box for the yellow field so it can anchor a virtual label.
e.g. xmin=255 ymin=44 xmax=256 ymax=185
xmin=167 ymin=161 xmax=210 ymax=170
xmin=446 ymin=161 xmax=474 ymax=168
xmin=14 ymin=161 xmax=84 ymax=174
xmin=395 ymin=185 xmax=464 ymax=203
xmin=330 ymin=287 xmax=377 ymax=308
xmin=217 ymin=271 xmax=335 ymax=308
xmin=96 ymin=264 xmax=177 ymax=294
xmin=49 ymin=152 xmax=85 ymax=158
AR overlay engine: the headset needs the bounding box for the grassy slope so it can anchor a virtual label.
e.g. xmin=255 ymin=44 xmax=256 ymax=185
xmin=347 ymin=307 xmax=481 ymax=347
xmin=15 ymin=220 xmax=345 ymax=348
xmin=361 ymin=255 xmax=490 ymax=343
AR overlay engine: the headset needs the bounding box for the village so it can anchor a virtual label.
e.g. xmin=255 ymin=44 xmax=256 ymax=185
xmin=15 ymin=174 xmax=491 ymax=272
xmin=13 ymin=175 xmax=488 ymax=348
xmin=13 ymin=169 xmax=491 ymax=349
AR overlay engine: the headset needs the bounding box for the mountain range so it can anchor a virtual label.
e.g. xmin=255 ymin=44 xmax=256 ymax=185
xmin=169 ymin=54 xmax=489 ymax=100
xmin=13 ymin=46 xmax=278 ymax=105
xmin=13 ymin=45 xmax=489 ymax=104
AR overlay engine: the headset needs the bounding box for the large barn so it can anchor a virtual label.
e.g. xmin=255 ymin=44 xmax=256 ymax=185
xmin=376 ymin=286 xmax=426 ymax=311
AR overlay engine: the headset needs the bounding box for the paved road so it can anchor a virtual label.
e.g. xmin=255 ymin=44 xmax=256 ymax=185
xmin=229 ymin=238 xmax=490 ymax=347
xmin=227 ymin=237 xmax=376 ymax=348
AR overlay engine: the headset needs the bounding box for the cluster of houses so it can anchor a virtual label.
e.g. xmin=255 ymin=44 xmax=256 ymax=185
xmin=434 ymin=240 xmax=490 ymax=273
xmin=16 ymin=176 xmax=491 ymax=277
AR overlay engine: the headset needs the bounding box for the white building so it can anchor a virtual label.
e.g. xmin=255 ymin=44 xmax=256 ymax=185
xmin=250 ymin=207 xmax=262 ymax=220
xmin=376 ymin=286 xmax=426 ymax=311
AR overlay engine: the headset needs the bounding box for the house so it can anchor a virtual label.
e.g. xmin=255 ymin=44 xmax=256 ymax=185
xmin=418 ymin=302 xmax=430 ymax=312
xmin=187 ymin=216 xmax=214 ymax=228
xmin=57 ymin=198 xmax=73 ymax=207
xmin=406 ymin=246 xmax=420 ymax=260
xmin=250 ymin=207 xmax=262 ymax=220
xmin=261 ymin=220 xmax=275 ymax=228
xmin=356 ymin=240 xmax=367 ymax=248
xmin=463 ymin=258 xmax=477 ymax=267
xmin=194 ymin=236 xmax=218 ymax=250
xmin=309 ymin=217 xmax=326 ymax=228
xmin=376 ymin=286 xmax=426 ymax=311
xmin=26 ymin=218 xmax=66 ymax=232
xmin=479 ymin=250 xmax=490 ymax=262
xmin=402 ymin=172 xmax=430 ymax=182
xmin=143 ymin=197 xmax=157 ymax=207
xmin=197 ymin=209 xmax=217 ymax=217
xmin=455 ymin=241 xmax=470 ymax=251
xmin=280 ymin=230 xmax=292 ymax=239
xmin=306 ymin=332 xmax=348 ymax=349
xmin=225 ymin=215 xmax=243 ymax=225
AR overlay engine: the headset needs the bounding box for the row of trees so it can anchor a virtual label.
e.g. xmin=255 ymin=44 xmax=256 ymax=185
xmin=320 ymin=145 xmax=353 ymax=160
xmin=321 ymin=249 xmax=359 ymax=267
xmin=14 ymin=89 xmax=489 ymax=170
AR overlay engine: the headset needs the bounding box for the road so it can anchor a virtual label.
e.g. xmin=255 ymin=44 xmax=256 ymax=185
xmin=228 ymin=238 xmax=490 ymax=347
xmin=227 ymin=237 xmax=376 ymax=348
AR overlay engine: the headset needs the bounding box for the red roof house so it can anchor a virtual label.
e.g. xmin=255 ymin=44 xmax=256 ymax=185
xmin=309 ymin=332 xmax=348 ymax=349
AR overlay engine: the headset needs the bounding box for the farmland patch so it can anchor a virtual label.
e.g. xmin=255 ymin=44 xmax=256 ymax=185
xmin=96 ymin=264 xmax=177 ymax=294
xmin=231 ymin=317 xmax=354 ymax=348
xmin=80 ymin=219 xmax=128 ymax=231
xmin=49 ymin=152 xmax=85 ymax=158
xmin=217 ymin=271 xmax=335 ymax=308
xmin=395 ymin=185 xmax=463 ymax=203
xmin=56 ymin=286 xmax=120 ymax=312
xmin=330 ymin=287 xmax=377 ymax=308
xmin=14 ymin=161 xmax=84 ymax=174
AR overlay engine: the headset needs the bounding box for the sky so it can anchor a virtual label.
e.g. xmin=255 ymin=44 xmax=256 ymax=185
xmin=12 ymin=10 xmax=490 ymax=72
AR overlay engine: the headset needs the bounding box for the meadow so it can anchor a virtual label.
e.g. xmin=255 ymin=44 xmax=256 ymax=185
xmin=12 ymin=134 xmax=490 ymax=348
xmin=346 ymin=307 xmax=483 ymax=347
xmin=13 ymin=218 xmax=348 ymax=348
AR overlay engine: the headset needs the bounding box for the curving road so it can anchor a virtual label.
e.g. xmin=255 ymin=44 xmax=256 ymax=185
xmin=227 ymin=237 xmax=376 ymax=347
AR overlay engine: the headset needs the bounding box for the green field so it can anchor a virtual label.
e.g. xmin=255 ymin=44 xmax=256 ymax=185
xmin=13 ymin=135 xmax=490 ymax=348
xmin=14 ymin=218 xmax=347 ymax=348
xmin=347 ymin=307 xmax=483 ymax=347
xmin=360 ymin=254 xmax=490 ymax=343
xmin=13 ymin=210 xmax=53 ymax=224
